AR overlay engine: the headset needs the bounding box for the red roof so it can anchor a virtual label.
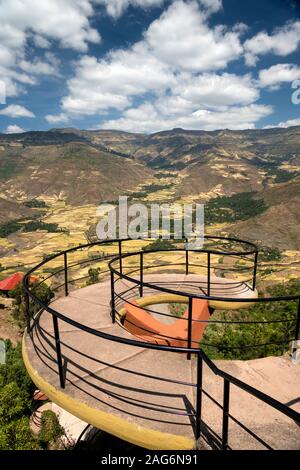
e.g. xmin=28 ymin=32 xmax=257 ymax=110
xmin=0 ymin=272 xmax=38 ymax=291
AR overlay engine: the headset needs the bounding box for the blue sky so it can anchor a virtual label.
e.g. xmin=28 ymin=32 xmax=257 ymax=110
xmin=0 ymin=0 xmax=299 ymax=134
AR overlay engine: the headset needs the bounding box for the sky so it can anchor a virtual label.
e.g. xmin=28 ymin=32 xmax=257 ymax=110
xmin=0 ymin=0 xmax=300 ymax=134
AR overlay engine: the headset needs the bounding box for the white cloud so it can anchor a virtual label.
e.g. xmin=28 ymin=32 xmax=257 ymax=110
xmin=259 ymin=64 xmax=300 ymax=89
xmin=0 ymin=104 xmax=35 ymax=118
xmin=61 ymin=45 xmax=174 ymax=115
xmin=100 ymin=102 xmax=272 ymax=133
xmin=198 ymin=0 xmax=222 ymax=14
xmin=95 ymin=0 xmax=165 ymax=18
xmin=96 ymin=0 xmax=223 ymax=18
xmin=52 ymin=0 xmax=278 ymax=133
xmin=0 ymin=0 xmax=102 ymax=99
xmin=145 ymin=0 xmax=242 ymax=71
xmin=5 ymin=124 xmax=26 ymax=133
xmin=244 ymin=21 xmax=300 ymax=66
xmin=33 ymin=35 xmax=51 ymax=49
xmin=264 ymin=118 xmax=300 ymax=129
xmin=60 ymin=0 xmax=247 ymax=120
xmin=172 ymin=73 xmax=259 ymax=107
xmin=0 ymin=0 xmax=100 ymax=52
xmin=45 ymin=113 xmax=69 ymax=124
xmin=19 ymin=56 xmax=60 ymax=77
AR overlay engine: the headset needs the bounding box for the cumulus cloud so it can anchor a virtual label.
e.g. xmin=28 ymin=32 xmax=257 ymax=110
xmin=100 ymin=102 xmax=272 ymax=133
xmin=4 ymin=124 xmax=26 ymax=133
xmin=259 ymin=64 xmax=300 ymax=89
xmin=244 ymin=21 xmax=300 ymax=66
xmin=58 ymin=0 xmax=269 ymax=132
xmin=171 ymin=73 xmax=259 ymax=107
xmin=264 ymin=118 xmax=300 ymax=129
xmin=59 ymin=0 xmax=249 ymax=128
xmin=0 ymin=0 xmax=100 ymax=52
xmin=96 ymin=0 xmax=223 ymax=18
xmin=95 ymin=0 xmax=165 ymax=18
xmin=0 ymin=0 xmax=102 ymax=99
xmin=45 ymin=113 xmax=69 ymax=124
xmin=145 ymin=0 xmax=242 ymax=71
xmin=61 ymin=45 xmax=174 ymax=115
xmin=0 ymin=104 xmax=35 ymax=118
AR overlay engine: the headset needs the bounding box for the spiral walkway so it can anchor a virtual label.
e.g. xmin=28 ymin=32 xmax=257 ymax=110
xmin=23 ymin=274 xmax=300 ymax=450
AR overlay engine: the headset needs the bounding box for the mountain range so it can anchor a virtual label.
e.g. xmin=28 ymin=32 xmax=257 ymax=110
xmin=0 ymin=125 xmax=299 ymax=249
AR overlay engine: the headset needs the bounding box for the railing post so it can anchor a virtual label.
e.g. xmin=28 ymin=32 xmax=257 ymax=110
xmin=187 ymin=297 xmax=193 ymax=360
xmin=110 ymin=270 xmax=115 ymax=324
xmin=292 ymin=298 xmax=300 ymax=361
xmin=222 ymin=378 xmax=230 ymax=450
xmin=195 ymin=352 xmax=203 ymax=441
xmin=24 ymin=276 xmax=31 ymax=333
xmin=140 ymin=252 xmax=143 ymax=297
xmin=64 ymin=252 xmax=68 ymax=297
xmin=185 ymin=238 xmax=189 ymax=275
xmin=118 ymin=240 xmax=123 ymax=277
xmin=207 ymin=252 xmax=211 ymax=296
xmin=252 ymin=251 xmax=258 ymax=291
xmin=52 ymin=315 xmax=65 ymax=389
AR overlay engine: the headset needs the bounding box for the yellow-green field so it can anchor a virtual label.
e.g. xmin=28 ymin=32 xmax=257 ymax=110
xmin=0 ymin=177 xmax=299 ymax=290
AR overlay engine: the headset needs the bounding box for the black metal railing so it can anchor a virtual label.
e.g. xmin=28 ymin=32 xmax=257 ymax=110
xmin=23 ymin=236 xmax=300 ymax=450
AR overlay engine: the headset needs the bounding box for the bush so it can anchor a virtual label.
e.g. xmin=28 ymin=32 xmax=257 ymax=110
xmin=258 ymin=246 xmax=281 ymax=262
xmin=0 ymin=341 xmax=33 ymax=394
xmin=202 ymin=279 xmax=299 ymax=360
xmin=142 ymin=239 xmax=174 ymax=251
xmin=0 ymin=342 xmax=38 ymax=450
xmin=23 ymin=200 xmax=48 ymax=208
xmin=10 ymin=281 xmax=54 ymax=330
xmin=0 ymin=340 xmax=66 ymax=450
xmin=38 ymin=410 xmax=64 ymax=449
xmin=86 ymin=267 xmax=101 ymax=286
xmin=169 ymin=303 xmax=187 ymax=318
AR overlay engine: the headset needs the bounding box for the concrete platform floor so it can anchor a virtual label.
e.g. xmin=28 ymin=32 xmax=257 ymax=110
xmin=23 ymin=274 xmax=300 ymax=450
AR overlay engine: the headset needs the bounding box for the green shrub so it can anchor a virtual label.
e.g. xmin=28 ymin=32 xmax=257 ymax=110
xmin=38 ymin=410 xmax=64 ymax=448
xmin=205 ymin=192 xmax=268 ymax=224
xmin=0 ymin=341 xmax=33 ymax=394
xmin=86 ymin=267 xmax=101 ymax=286
xmin=23 ymin=200 xmax=48 ymax=208
xmin=9 ymin=281 xmax=54 ymax=330
xmin=202 ymin=279 xmax=299 ymax=360
xmin=169 ymin=303 xmax=187 ymax=318
xmin=142 ymin=238 xmax=174 ymax=251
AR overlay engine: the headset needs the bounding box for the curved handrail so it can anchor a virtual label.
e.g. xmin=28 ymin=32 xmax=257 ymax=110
xmin=108 ymin=250 xmax=300 ymax=303
xmin=22 ymin=236 xmax=300 ymax=449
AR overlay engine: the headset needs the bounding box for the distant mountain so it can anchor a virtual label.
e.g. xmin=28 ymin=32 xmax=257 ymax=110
xmin=0 ymin=139 xmax=151 ymax=205
xmin=0 ymin=125 xmax=299 ymax=248
xmin=231 ymin=177 xmax=300 ymax=249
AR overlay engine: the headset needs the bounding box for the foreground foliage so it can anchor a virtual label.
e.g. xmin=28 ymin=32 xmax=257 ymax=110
xmin=0 ymin=340 xmax=66 ymax=450
xmin=10 ymin=281 xmax=54 ymax=330
xmin=202 ymin=279 xmax=299 ymax=360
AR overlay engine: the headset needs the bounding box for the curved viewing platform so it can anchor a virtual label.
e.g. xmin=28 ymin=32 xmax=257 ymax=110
xmin=22 ymin=237 xmax=300 ymax=450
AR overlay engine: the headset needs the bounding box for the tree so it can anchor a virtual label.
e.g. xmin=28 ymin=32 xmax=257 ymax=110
xmin=0 ymin=340 xmax=66 ymax=450
xmin=142 ymin=238 xmax=174 ymax=251
xmin=0 ymin=341 xmax=33 ymax=394
xmin=0 ymin=382 xmax=38 ymax=450
xmin=9 ymin=281 xmax=54 ymax=330
xmin=86 ymin=267 xmax=101 ymax=286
